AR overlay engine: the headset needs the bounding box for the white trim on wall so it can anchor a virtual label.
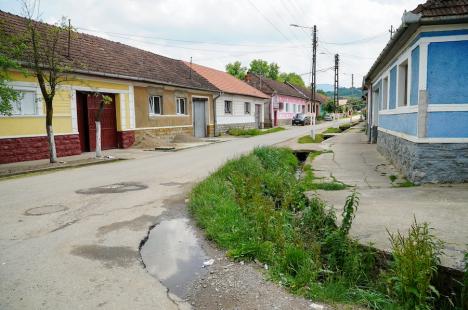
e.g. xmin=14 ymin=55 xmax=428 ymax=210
xmin=427 ymin=104 xmax=468 ymax=112
xmin=379 ymin=106 xmax=418 ymax=115
xmin=418 ymin=42 xmax=429 ymax=91
xmin=378 ymin=127 xmax=468 ymax=143
xmin=70 ymin=88 xmax=78 ymax=133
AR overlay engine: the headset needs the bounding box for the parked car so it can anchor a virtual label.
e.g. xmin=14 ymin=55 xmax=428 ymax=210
xmin=324 ymin=114 xmax=333 ymax=121
xmin=292 ymin=113 xmax=311 ymax=126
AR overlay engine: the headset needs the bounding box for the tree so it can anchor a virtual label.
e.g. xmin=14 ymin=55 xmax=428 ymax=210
xmin=90 ymin=93 xmax=112 ymax=158
xmin=322 ymin=99 xmax=337 ymax=114
xmin=0 ymin=26 xmax=25 ymax=115
xmin=20 ymin=2 xmax=74 ymax=163
xmin=225 ymin=61 xmax=247 ymax=80
xmin=268 ymin=62 xmax=280 ymax=80
xmin=249 ymin=59 xmax=270 ymax=77
xmin=278 ymin=72 xmax=305 ymax=87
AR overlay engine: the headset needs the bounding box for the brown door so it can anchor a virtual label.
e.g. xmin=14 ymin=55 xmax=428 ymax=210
xmin=274 ymin=110 xmax=278 ymax=127
xmin=76 ymin=92 xmax=90 ymax=152
xmin=86 ymin=93 xmax=118 ymax=151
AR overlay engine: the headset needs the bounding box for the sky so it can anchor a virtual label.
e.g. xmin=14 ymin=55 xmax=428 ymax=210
xmin=0 ymin=0 xmax=423 ymax=87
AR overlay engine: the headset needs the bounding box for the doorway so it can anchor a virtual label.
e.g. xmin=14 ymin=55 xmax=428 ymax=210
xmin=193 ymin=98 xmax=207 ymax=138
xmin=76 ymin=91 xmax=118 ymax=152
xmin=273 ymin=110 xmax=278 ymax=127
xmin=255 ymin=104 xmax=262 ymax=128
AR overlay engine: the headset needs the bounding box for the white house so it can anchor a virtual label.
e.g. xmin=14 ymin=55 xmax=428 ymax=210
xmin=188 ymin=63 xmax=269 ymax=133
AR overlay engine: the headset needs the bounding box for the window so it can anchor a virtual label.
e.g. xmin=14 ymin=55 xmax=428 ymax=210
xmin=224 ymin=100 xmax=232 ymax=114
xmin=382 ymin=77 xmax=389 ymax=110
xmin=285 ymin=103 xmax=289 ymax=112
xmin=11 ymin=91 xmax=37 ymax=115
xmin=244 ymin=102 xmax=250 ymax=114
xmin=149 ymin=96 xmax=162 ymax=115
xmin=398 ymin=60 xmax=408 ymax=107
xmin=176 ymin=97 xmax=186 ymax=115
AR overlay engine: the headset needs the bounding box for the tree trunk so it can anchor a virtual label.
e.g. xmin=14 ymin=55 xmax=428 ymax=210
xmin=45 ymin=101 xmax=57 ymax=163
xmin=95 ymin=121 xmax=102 ymax=158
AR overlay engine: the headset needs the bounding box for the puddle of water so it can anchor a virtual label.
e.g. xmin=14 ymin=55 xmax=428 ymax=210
xmin=140 ymin=218 xmax=208 ymax=298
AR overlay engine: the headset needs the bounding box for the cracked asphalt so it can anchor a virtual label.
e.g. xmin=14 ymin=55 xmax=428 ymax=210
xmin=0 ymin=118 xmax=356 ymax=310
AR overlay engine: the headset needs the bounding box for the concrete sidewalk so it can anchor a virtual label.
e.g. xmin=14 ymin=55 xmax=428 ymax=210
xmin=311 ymin=124 xmax=468 ymax=270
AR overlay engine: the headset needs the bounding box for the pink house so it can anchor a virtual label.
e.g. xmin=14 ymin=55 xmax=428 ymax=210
xmin=245 ymin=73 xmax=309 ymax=127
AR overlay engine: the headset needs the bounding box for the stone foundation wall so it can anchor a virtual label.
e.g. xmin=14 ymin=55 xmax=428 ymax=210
xmin=117 ymin=131 xmax=135 ymax=149
xmin=133 ymin=126 xmax=193 ymax=147
xmin=215 ymin=122 xmax=257 ymax=134
xmin=0 ymin=134 xmax=81 ymax=164
xmin=377 ymin=130 xmax=468 ymax=184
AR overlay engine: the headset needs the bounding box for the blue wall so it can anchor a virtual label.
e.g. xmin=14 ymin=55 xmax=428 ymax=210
xmin=427 ymin=112 xmax=468 ymax=138
xmin=379 ymin=113 xmax=418 ymax=136
xmin=427 ymin=40 xmax=468 ymax=104
xmin=410 ymin=47 xmax=419 ymax=106
xmin=389 ymin=66 xmax=397 ymax=109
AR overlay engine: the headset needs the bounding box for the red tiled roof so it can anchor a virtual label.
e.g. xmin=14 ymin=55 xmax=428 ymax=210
xmin=0 ymin=10 xmax=218 ymax=92
xmin=412 ymin=0 xmax=468 ymax=17
xmin=186 ymin=62 xmax=269 ymax=99
xmin=245 ymin=73 xmax=308 ymax=99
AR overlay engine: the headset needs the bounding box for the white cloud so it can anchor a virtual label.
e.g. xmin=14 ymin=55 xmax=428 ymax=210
xmin=0 ymin=0 xmax=423 ymax=86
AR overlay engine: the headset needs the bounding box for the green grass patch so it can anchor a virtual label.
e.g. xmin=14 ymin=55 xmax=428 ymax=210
xmin=189 ymin=147 xmax=450 ymax=309
xmin=228 ymin=127 xmax=285 ymax=136
xmin=396 ymin=179 xmax=416 ymax=188
xmin=323 ymin=127 xmax=342 ymax=134
xmin=298 ymin=134 xmax=324 ymax=144
xmin=389 ymin=175 xmax=397 ymax=183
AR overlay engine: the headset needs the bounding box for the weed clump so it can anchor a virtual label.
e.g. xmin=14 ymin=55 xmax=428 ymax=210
xmin=228 ymin=127 xmax=285 ymax=136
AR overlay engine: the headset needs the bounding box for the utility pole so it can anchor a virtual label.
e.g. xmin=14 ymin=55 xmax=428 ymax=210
xmin=333 ymin=54 xmax=339 ymax=115
xmin=389 ymin=25 xmax=395 ymax=39
xmin=311 ymin=25 xmax=317 ymax=112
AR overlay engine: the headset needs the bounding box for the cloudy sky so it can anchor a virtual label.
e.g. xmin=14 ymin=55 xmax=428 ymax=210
xmin=0 ymin=0 xmax=422 ymax=87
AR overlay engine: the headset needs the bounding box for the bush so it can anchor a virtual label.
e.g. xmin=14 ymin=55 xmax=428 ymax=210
xmin=386 ymin=218 xmax=443 ymax=309
xmin=298 ymin=134 xmax=324 ymax=144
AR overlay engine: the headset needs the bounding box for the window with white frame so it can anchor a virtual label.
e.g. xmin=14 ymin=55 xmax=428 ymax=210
xmin=11 ymin=91 xmax=37 ymax=115
xmin=244 ymin=102 xmax=250 ymax=114
xmin=398 ymin=60 xmax=409 ymax=107
xmin=176 ymin=97 xmax=186 ymax=115
xmin=224 ymin=100 xmax=232 ymax=114
xmin=382 ymin=77 xmax=389 ymax=110
xmin=149 ymin=95 xmax=162 ymax=115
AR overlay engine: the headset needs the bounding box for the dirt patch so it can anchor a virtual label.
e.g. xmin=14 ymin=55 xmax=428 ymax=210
xmin=76 ymin=182 xmax=148 ymax=194
xmin=171 ymin=134 xmax=201 ymax=143
xmin=70 ymin=245 xmax=139 ymax=268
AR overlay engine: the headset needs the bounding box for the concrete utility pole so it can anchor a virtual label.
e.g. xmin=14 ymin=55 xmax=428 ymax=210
xmin=333 ymin=54 xmax=339 ymax=116
xmin=311 ymin=25 xmax=317 ymax=108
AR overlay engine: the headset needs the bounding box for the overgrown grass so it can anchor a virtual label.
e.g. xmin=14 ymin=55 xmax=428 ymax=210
xmin=189 ymin=147 xmax=449 ymax=309
xmin=228 ymin=127 xmax=285 ymax=136
xmin=298 ymin=134 xmax=324 ymax=144
xmin=301 ymin=158 xmax=348 ymax=191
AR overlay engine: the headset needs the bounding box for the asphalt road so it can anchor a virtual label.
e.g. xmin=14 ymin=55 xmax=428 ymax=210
xmin=0 ymin=118 xmax=356 ymax=310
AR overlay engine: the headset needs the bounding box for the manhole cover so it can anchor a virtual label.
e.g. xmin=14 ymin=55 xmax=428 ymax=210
xmin=76 ymin=182 xmax=148 ymax=194
xmin=25 ymin=204 xmax=68 ymax=216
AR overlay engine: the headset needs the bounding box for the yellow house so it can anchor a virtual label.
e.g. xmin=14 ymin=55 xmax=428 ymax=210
xmin=0 ymin=11 xmax=218 ymax=164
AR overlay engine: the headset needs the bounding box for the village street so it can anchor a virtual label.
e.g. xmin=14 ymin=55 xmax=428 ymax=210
xmin=0 ymin=118 xmax=353 ymax=310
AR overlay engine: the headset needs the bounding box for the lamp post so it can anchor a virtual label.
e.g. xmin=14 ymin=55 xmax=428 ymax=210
xmin=291 ymin=23 xmax=317 ymax=139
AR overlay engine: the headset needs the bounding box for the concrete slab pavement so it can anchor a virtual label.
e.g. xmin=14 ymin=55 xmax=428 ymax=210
xmin=311 ymin=124 xmax=468 ymax=270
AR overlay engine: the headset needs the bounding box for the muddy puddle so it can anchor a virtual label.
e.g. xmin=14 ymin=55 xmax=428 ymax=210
xmin=140 ymin=218 xmax=209 ymax=298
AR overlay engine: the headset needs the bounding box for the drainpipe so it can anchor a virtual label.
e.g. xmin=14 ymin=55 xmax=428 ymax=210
xmin=212 ymin=92 xmax=222 ymax=137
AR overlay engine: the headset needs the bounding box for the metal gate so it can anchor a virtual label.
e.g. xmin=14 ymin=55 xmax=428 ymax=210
xmin=193 ymin=99 xmax=206 ymax=138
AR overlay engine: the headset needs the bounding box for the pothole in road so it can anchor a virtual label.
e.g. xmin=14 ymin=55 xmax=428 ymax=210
xmin=140 ymin=217 xmax=208 ymax=298
xmin=24 ymin=204 xmax=68 ymax=216
xmin=76 ymin=182 xmax=148 ymax=194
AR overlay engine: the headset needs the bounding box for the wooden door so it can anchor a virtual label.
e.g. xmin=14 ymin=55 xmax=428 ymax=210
xmin=76 ymin=92 xmax=90 ymax=152
xmin=255 ymin=104 xmax=261 ymax=128
xmin=86 ymin=94 xmax=118 ymax=151
xmin=193 ymin=99 xmax=206 ymax=138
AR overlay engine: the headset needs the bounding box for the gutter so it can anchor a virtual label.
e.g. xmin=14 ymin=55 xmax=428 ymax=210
xmin=212 ymin=92 xmax=223 ymax=137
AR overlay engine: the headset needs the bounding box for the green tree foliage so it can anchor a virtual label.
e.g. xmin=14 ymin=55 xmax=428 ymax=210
xmin=322 ymin=99 xmax=337 ymax=113
xmin=278 ymin=72 xmax=305 ymax=87
xmin=268 ymin=62 xmax=280 ymax=80
xmin=225 ymin=61 xmax=247 ymax=80
xmin=249 ymin=59 xmax=270 ymax=77
xmin=0 ymin=26 xmax=25 ymax=115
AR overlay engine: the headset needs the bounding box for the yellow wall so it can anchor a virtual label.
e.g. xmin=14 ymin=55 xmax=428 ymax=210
xmin=1 ymin=71 xmax=132 ymax=137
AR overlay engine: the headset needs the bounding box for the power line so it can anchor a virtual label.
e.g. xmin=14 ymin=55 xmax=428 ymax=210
xmin=245 ymin=0 xmax=296 ymax=45
xmin=319 ymin=32 xmax=387 ymax=45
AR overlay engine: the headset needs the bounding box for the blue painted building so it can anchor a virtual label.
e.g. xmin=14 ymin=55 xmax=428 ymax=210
xmin=364 ymin=0 xmax=468 ymax=184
